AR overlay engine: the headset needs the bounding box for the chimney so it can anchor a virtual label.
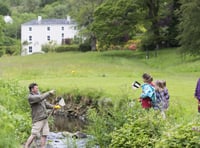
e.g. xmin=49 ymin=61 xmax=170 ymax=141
xmin=38 ymin=16 xmax=42 ymax=24
xmin=67 ymin=16 xmax=70 ymax=23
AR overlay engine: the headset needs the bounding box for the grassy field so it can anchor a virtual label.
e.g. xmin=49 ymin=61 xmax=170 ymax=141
xmin=0 ymin=48 xmax=200 ymax=122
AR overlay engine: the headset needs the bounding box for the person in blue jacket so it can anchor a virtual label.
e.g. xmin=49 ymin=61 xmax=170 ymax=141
xmin=140 ymin=73 xmax=156 ymax=109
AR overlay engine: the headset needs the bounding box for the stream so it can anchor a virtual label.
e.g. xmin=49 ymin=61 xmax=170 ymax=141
xmin=53 ymin=115 xmax=86 ymax=132
xmin=30 ymin=115 xmax=96 ymax=148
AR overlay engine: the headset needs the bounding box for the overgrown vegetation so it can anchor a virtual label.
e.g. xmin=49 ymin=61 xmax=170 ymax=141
xmin=86 ymin=99 xmax=200 ymax=147
xmin=0 ymin=49 xmax=200 ymax=147
xmin=0 ymin=80 xmax=30 ymax=146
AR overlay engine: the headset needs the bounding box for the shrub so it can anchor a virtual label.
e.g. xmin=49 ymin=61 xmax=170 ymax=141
xmin=0 ymin=49 xmax=4 ymax=57
xmin=79 ymin=42 xmax=91 ymax=52
xmin=124 ymin=39 xmax=141 ymax=51
xmin=0 ymin=80 xmax=31 ymax=143
xmin=5 ymin=45 xmax=18 ymax=55
xmin=86 ymin=99 xmax=145 ymax=147
xmin=55 ymin=45 xmax=79 ymax=52
xmin=41 ymin=41 xmax=57 ymax=53
xmin=109 ymin=111 xmax=165 ymax=148
xmin=156 ymin=118 xmax=200 ymax=147
xmin=0 ymin=106 xmax=21 ymax=147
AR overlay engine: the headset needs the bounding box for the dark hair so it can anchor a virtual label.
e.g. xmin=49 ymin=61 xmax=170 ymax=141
xmin=142 ymin=73 xmax=153 ymax=83
xmin=28 ymin=83 xmax=38 ymax=92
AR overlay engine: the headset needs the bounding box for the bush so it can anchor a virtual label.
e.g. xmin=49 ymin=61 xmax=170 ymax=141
xmin=55 ymin=45 xmax=79 ymax=52
xmin=109 ymin=111 xmax=164 ymax=148
xmin=156 ymin=118 xmax=200 ymax=147
xmin=0 ymin=106 xmax=21 ymax=147
xmin=85 ymin=99 xmax=144 ymax=147
xmin=42 ymin=44 xmax=56 ymax=53
xmin=0 ymin=49 xmax=4 ymax=57
xmin=5 ymin=46 xmax=18 ymax=55
xmin=41 ymin=41 xmax=57 ymax=53
xmin=124 ymin=39 xmax=141 ymax=51
xmin=79 ymin=42 xmax=91 ymax=52
xmin=0 ymin=80 xmax=31 ymax=143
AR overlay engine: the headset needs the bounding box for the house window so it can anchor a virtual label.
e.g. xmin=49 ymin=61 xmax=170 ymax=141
xmin=29 ymin=27 xmax=32 ymax=31
xmin=29 ymin=36 xmax=32 ymax=41
xmin=47 ymin=27 xmax=50 ymax=31
xmin=61 ymin=26 xmax=64 ymax=30
xmin=29 ymin=46 xmax=32 ymax=53
xmin=62 ymin=33 xmax=64 ymax=38
xmin=47 ymin=36 xmax=50 ymax=41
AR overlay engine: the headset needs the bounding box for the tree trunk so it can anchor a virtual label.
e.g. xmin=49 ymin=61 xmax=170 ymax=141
xmin=90 ymin=34 xmax=96 ymax=51
xmin=147 ymin=0 xmax=160 ymax=47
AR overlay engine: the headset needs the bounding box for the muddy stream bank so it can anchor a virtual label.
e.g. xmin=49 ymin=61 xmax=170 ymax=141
xmin=29 ymin=95 xmax=112 ymax=147
xmin=45 ymin=95 xmax=99 ymax=148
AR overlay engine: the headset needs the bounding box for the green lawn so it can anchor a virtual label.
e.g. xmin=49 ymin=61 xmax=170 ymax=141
xmin=0 ymin=48 xmax=199 ymax=121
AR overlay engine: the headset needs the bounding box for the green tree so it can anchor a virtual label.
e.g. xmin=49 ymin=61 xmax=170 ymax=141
xmin=68 ymin=0 xmax=105 ymax=51
xmin=164 ymin=0 xmax=181 ymax=47
xmin=40 ymin=0 xmax=57 ymax=7
xmin=21 ymin=0 xmax=40 ymax=12
xmin=91 ymin=0 xmax=140 ymax=48
xmin=137 ymin=0 xmax=180 ymax=52
xmin=0 ymin=3 xmax=11 ymax=15
xmin=177 ymin=0 xmax=200 ymax=56
xmin=0 ymin=16 xmax=5 ymax=56
xmin=138 ymin=0 xmax=162 ymax=51
xmin=40 ymin=2 xmax=69 ymax=18
xmin=0 ymin=16 xmax=5 ymax=46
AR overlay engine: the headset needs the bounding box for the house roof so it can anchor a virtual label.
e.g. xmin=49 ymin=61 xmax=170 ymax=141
xmin=22 ymin=19 xmax=76 ymax=26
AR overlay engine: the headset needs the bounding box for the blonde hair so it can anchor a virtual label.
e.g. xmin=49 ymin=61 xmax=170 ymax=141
xmin=155 ymin=80 xmax=164 ymax=91
xmin=161 ymin=80 xmax=166 ymax=87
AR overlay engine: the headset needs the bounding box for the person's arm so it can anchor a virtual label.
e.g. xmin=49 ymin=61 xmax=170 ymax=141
xmin=45 ymin=100 xmax=54 ymax=109
xmin=195 ymin=79 xmax=200 ymax=99
xmin=164 ymin=88 xmax=170 ymax=100
xmin=28 ymin=90 xmax=55 ymax=104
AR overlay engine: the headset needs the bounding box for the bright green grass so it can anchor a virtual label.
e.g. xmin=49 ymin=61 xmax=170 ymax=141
xmin=0 ymin=48 xmax=199 ymax=121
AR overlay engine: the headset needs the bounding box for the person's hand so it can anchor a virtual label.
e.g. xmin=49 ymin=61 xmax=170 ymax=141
xmin=138 ymin=98 xmax=142 ymax=102
xmin=49 ymin=90 xmax=55 ymax=95
xmin=54 ymin=105 xmax=61 ymax=109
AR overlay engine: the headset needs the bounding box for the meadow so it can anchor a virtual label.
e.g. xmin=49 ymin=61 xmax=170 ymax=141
xmin=1 ymin=48 xmax=200 ymax=147
xmin=0 ymin=48 xmax=199 ymax=120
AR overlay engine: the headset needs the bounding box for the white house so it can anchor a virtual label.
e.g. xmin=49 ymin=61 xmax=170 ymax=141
xmin=4 ymin=15 xmax=13 ymax=24
xmin=21 ymin=16 xmax=78 ymax=55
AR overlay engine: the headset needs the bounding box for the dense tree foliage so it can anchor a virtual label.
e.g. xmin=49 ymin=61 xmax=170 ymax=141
xmin=137 ymin=0 xmax=180 ymax=50
xmin=0 ymin=3 xmax=11 ymax=15
xmin=68 ymin=0 xmax=105 ymax=50
xmin=40 ymin=1 xmax=69 ymax=18
xmin=40 ymin=0 xmax=57 ymax=7
xmin=178 ymin=0 xmax=200 ymax=56
xmin=0 ymin=0 xmax=200 ymax=55
xmin=91 ymin=0 xmax=140 ymax=48
xmin=164 ymin=0 xmax=180 ymax=47
xmin=0 ymin=17 xmax=5 ymax=46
